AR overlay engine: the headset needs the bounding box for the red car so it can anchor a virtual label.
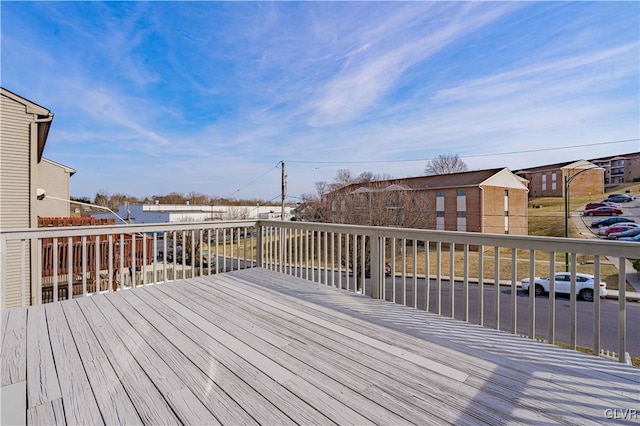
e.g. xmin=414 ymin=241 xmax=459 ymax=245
xmin=583 ymin=206 xmax=623 ymax=216
xmin=602 ymin=223 xmax=639 ymax=236
xmin=585 ymin=202 xmax=620 ymax=210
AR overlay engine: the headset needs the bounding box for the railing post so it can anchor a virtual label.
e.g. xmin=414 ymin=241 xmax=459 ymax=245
xmin=370 ymin=232 xmax=382 ymax=299
xmin=256 ymin=223 xmax=263 ymax=268
xmin=618 ymin=258 xmax=626 ymax=363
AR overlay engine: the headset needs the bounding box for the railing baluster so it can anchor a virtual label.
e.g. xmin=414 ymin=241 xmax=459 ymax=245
xmin=67 ymin=236 xmax=73 ymax=300
xmin=548 ymin=251 xmax=556 ymax=344
xmin=237 ymin=228 xmax=241 ymax=273
xmin=618 ymin=257 xmax=626 ymax=363
xmin=342 ymin=233 xmax=348 ymax=291
xmin=132 ymin=234 xmax=137 ymax=285
xmin=528 ymin=249 xmax=535 ymax=339
xmin=163 ymin=231 xmax=168 ymax=281
xmin=413 ymin=241 xmax=418 ymax=309
xmin=120 ymin=234 xmax=125 ymax=289
xmin=172 ymin=231 xmax=177 ymax=279
xmin=424 ymin=240 xmax=429 ymax=312
xmin=450 ymin=243 xmax=455 ymax=318
xmin=402 ymin=239 xmax=407 ymax=306
xmin=360 ymin=235 xmax=365 ymax=294
xmin=510 ymin=248 xmax=516 ymax=334
xmin=199 ymin=230 xmax=204 ymax=277
xmin=82 ymin=236 xmax=87 ymax=297
xmin=222 ymin=229 xmax=226 ymax=274
xmin=337 ymin=233 xmax=342 ymax=289
xmin=330 ymin=232 xmax=335 ymax=288
xmin=324 ymin=231 xmax=329 ymax=286
xmin=593 ymin=255 xmax=601 ymax=356
xmin=493 ymin=246 xmax=499 ymax=329
xmin=436 ymin=241 xmax=441 ymax=314
xmin=53 ymin=237 xmax=58 ymax=302
xmin=391 ymin=238 xmax=396 ymax=303
xmin=570 ymin=253 xmax=577 ymax=350
xmin=463 ymin=244 xmax=469 ymax=322
xmin=294 ymin=229 xmax=299 ymax=277
xmin=37 ymin=238 xmax=43 ymax=305
xmin=478 ymin=245 xmax=484 ymax=326
xmin=108 ymin=234 xmax=114 ymax=292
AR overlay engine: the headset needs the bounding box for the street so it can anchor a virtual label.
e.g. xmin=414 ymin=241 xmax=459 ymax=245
xmin=303 ymin=270 xmax=640 ymax=357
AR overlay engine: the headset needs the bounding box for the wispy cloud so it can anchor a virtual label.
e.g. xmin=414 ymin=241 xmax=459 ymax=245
xmin=1 ymin=1 xmax=637 ymax=199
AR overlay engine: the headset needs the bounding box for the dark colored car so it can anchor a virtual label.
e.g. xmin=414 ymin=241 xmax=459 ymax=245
xmin=618 ymin=234 xmax=640 ymax=242
xmin=583 ymin=206 xmax=623 ymax=216
xmin=590 ymin=217 xmax=634 ymax=228
xmin=606 ymin=194 xmax=633 ymax=203
xmin=608 ymin=227 xmax=640 ymax=240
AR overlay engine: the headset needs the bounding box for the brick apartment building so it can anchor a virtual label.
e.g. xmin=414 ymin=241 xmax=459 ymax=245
xmin=323 ymin=168 xmax=529 ymax=235
xmin=589 ymin=152 xmax=640 ymax=186
xmin=515 ymin=160 xmax=604 ymax=198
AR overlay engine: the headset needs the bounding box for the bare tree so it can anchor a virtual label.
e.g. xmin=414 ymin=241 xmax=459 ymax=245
xmin=424 ymin=153 xmax=468 ymax=175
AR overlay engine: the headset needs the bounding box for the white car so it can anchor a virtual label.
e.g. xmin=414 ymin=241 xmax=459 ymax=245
xmin=520 ymin=272 xmax=606 ymax=302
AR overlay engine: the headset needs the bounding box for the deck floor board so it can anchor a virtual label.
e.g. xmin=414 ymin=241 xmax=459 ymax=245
xmin=1 ymin=268 xmax=638 ymax=425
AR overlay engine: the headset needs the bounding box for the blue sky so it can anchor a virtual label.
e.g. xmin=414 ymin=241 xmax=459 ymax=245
xmin=2 ymin=1 xmax=639 ymax=202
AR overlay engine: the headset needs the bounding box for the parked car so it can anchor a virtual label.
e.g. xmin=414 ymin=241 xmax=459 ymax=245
xmin=585 ymin=202 xmax=620 ymax=210
xmin=602 ymin=201 xmax=623 ymax=207
xmin=520 ymin=272 xmax=606 ymax=301
xmin=597 ymin=223 xmax=640 ymax=236
xmin=583 ymin=206 xmax=623 ymax=216
xmin=618 ymin=234 xmax=640 ymax=242
xmin=607 ymin=227 xmax=640 ymax=240
xmin=606 ymin=194 xmax=633 ymax=203
xmin=590 ymin=217 xmax=634 ymax=228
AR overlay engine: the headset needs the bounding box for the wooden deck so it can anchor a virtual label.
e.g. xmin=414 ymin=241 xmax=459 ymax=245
xmin=2 ymin=268 xmax=638 ymax=425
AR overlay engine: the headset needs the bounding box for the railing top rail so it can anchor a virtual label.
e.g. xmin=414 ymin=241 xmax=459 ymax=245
xmin=2 ymin=218 xmax=639 ymax=258
xmin=0 ymin=220 xmax=258 ymax=240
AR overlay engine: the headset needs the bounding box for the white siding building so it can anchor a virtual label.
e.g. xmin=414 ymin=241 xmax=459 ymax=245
xmin=36 ymin=158 xmax=76 ymax=217
xmin=93 ymin=203 xmax=294 ymax=224
xmin=0 ymin=88 xmax=54 ymax=307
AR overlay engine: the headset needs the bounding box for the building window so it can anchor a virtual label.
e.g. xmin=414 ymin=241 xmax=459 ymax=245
xmin=436 ymin=190 xmax=445 ymax=197
xmin=456 ymin=189 xmax=466 ymax=196
xmin=504 ymin=190 xmax=509 ymax=197
xmin=551 ymin=171 xmax=557 ymax=191
xmin=542 ymin=173 xmax=547 ymax=192
xmin=504 ymin=211 xmax=509 ymax=216
xmin=457 ymin=211 xmax=466 ymax=217
xmin=436 ymin=211 xmax=445 ymax=217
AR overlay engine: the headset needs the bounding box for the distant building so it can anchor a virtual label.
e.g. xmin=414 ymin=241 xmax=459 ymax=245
xmin=589 ymin=152 xmax=640 ymax=186
xmin=93 ymin=203 xmax=294 ymax=223
xmin=37 ymin=158 xmax=76 ymax=217
xmin=324 ymin=168 xmax=529 ymax=235
xmin=515 ymin=160 xmax=604 ymax=198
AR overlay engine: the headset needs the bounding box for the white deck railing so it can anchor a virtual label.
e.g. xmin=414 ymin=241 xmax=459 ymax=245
xmin=2 ymin=219 xmax=638 ymax=363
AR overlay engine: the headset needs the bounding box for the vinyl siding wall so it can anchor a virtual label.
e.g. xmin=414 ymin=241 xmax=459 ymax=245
xmin=0 ymin=94 xmax=33 ymax=307
xmin=37 ymin=160 xmax=72 ymax=217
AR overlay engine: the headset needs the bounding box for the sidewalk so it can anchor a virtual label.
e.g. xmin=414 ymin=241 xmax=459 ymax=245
xmin=571 ymin=211 xmax=640 ymax=301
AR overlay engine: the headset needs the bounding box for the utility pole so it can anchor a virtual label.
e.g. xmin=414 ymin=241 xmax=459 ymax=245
xmin=281 ymin=161 xmax=286 ymax=221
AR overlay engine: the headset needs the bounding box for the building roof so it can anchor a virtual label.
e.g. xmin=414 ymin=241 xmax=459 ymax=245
xmin=41 ymin=158 xmax=76 ymax=176
xmin=1 ymin=87 xmax=54 ymax=162
xmin=590 ymin=152 xmax=640 ymax=162
xmin=335 ymin=167 xmax=527 ymax=194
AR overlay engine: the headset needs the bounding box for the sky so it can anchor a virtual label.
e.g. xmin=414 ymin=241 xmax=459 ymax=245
xmin=2 ymin=1 xmax=639 ymax=203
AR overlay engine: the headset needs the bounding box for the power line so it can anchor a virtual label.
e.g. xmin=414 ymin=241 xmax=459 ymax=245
xmin=285 ymin=138 xmax=639 ymax=165
xmin=223 ymin=161 xmax=281 ymax=199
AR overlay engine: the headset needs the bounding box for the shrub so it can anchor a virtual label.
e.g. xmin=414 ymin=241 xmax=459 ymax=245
xmin=633 ymin=259 xmax=640 ymax=272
